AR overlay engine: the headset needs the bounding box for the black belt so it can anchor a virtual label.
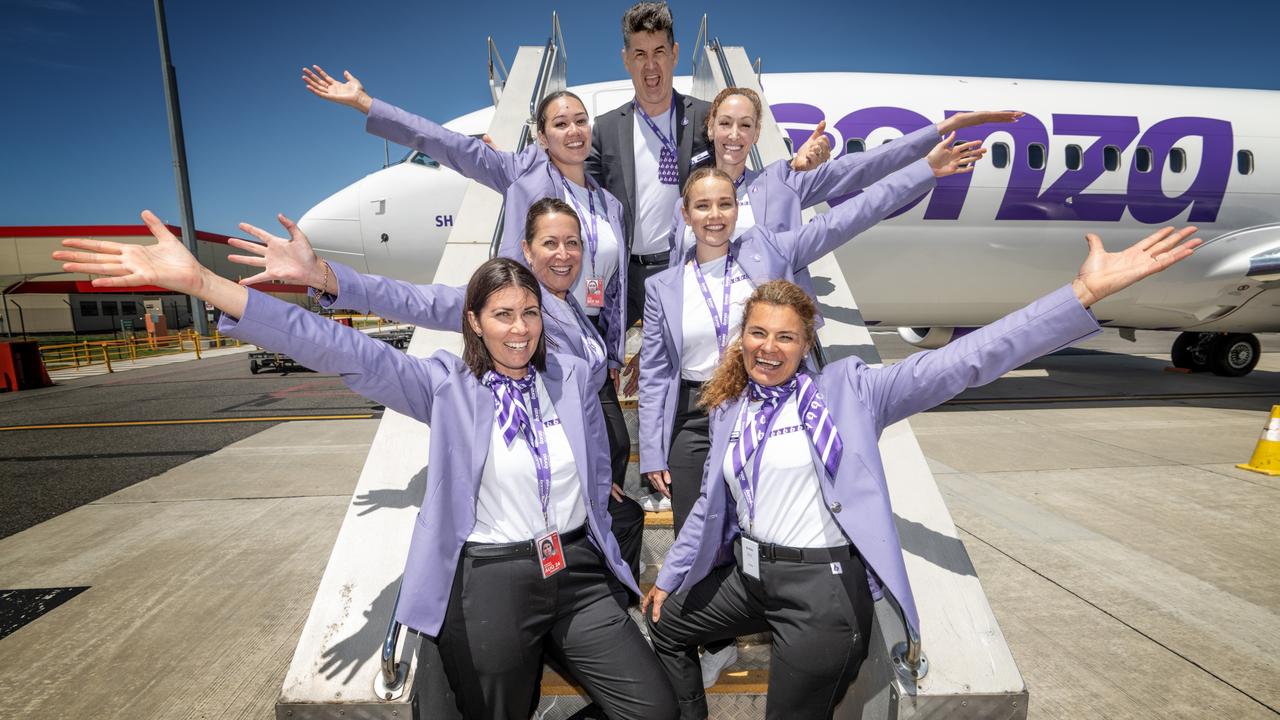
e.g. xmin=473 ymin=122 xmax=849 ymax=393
xmin=463 ymin=525 xmax=587 ymax=559
xmin=631 ymin=251 xmax=670 ymax=267
xmin=680 ymin=378 xmax=705 ymax=391
xmin=735 ymin=536 xmax=856 ymax=564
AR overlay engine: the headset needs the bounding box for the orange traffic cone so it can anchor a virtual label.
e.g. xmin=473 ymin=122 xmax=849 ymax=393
xmin=1237 ymin=405 xmax=1280 ymax=476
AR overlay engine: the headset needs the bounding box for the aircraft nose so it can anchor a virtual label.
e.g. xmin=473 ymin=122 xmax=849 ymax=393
xmin=298 ymin=183 xmax=362 ymax=257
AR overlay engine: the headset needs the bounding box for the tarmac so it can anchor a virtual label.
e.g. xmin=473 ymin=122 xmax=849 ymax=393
xmin=0 ymin=329 xmax=1277 ymax=719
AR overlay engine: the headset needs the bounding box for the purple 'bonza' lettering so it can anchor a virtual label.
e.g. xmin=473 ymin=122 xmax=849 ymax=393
xmin=1127 ymin=117 xmax=1232 ymax=224
xmin=997 ymin=114 xmax=1141 ymax=221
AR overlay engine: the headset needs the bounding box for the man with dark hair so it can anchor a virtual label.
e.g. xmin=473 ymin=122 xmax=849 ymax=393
xmin=588 ymin=1 xmax=712 ymax=330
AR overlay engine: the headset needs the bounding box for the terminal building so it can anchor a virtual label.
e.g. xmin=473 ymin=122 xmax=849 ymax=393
xmin=0 ymin=225 xmax=308 ymax=336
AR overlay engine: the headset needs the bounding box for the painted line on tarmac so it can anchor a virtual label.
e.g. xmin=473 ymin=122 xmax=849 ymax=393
xmin=0 ymin=414 xmax=377 ymax=432
xmin=945 ymin=391 xmax=1277 ymax=406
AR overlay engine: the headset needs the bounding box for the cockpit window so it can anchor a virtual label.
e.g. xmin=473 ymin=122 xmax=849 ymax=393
xmin=407 ymin=151 xmax=439 ymax=168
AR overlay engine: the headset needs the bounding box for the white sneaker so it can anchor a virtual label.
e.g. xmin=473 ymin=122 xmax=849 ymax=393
xmin=640 ymin=493 xmax=671 ymax=512
xmin=700 ymin=644 xmax=739 ymax=688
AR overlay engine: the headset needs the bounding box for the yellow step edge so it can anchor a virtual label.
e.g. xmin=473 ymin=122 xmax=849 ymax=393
xmin=643 ymin=510 xmax=674 ymax=527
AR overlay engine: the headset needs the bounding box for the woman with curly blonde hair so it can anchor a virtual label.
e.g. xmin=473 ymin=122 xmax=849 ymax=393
xmin=643 ymin=223 xmax=1201 ymax=718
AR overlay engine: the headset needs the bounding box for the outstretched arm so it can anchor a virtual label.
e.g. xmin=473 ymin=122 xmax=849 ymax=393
xmin=55 ymin=211 xmax=448 ymax=422
xmin=785 ymin=111 xmax=1018 ymax=207
xmin=229 ymin=216 xmax=464 ymax=330
xmin=304 ymin=65 xmax=524 ymax=192
xmin=853 ymin=226 xmax=1202 ymax=432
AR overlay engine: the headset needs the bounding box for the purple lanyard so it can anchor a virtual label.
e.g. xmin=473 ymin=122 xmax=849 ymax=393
xmin=730 ymin=382 xmax=795 ymax=530
xmin=523 ymin=380 xmax=553 ymax=526
xmin=634 ymin=98 xmax=677 ymax=153
xmin=691 ymin=246 xmax=735 ymax=354
xmin=556 ymin=171 xmax=600 ymax=277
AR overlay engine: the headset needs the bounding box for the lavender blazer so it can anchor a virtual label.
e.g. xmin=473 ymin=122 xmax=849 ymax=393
xmin=318 ymin=261 xmax=609 ymax=388
xmin=366 ymin=99 xmax=628 ymax=367
xmin=218 ymin=290 xmax=635 ymax=636
xmin=667 ymin=123 xmax=944 ymax=266
xmin=637 ymin=160 xmax=936 ymax=474
xmin=654 ymin=284 xmax=1101 ymax=635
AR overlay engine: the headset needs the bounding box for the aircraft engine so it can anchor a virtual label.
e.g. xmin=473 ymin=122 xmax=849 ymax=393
xmin=897 ymin=326 xmax=956 ymax=349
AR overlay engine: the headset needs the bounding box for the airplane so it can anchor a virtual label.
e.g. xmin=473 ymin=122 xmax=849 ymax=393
xmin=297 ymin=73 xmax=1280 ymax=377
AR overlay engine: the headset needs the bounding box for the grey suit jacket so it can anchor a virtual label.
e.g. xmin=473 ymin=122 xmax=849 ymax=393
xmin=586 ymin=90 xmax=712 ymax=251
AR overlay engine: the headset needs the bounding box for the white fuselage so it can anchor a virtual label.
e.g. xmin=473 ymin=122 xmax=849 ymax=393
xmin=298 ymin=73 xmax=1280 ymax=335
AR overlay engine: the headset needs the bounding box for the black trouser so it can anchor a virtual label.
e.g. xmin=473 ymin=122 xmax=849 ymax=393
xmin=647 ymin=540 xmax=874 ymax=720
xmin=666 ymin=380 xmax=734 ymax=659
xmin=593 ymin=313 xmax=644 ymax=587
xmin=668 ymin=380 xmax=709 ymax=537
xmin=431 ymin=529 xmax=678 ymax=720
xmin=627 ymin=252 xmax=670 ymax=329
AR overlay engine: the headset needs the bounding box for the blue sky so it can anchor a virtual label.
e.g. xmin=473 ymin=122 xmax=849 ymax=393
xmin=2 ymin=0 xmax=1276 ymax=238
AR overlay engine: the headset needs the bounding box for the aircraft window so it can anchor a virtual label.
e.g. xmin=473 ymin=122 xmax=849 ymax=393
xmin=121 ymin=301 xmax=138 ymax=316
xmin=1169 ymin=147 xmax=1187 ymax=173
xmin=1135 ymin=146 xmax=1153 ymax=172
xmin=1104 ymin=145 xmax=1121 ymax=171
xmin=846 ymin=139 xmax=865 ymax=154
xmin=1238 ymin=150 xmax=1254 ymax=175
xmin=1028 ymin=143 xmax=1046 ymax=170
xmin=102 ymin=301 xmax=118 ymax=316
xmin=882 ymin=139 xmax=893 ymax=145
xmin=784 ymin=137 xmax=794 ymax=154
xmin=79 ymin=301 xmax=99 ymax=317
xmin=410 ymin=152 xmax=440 ymax=168
xmin=1065 ymin=144 xmax=1083 ymax=171
xmin=991 ymin=142 xmax=1009 ymax=168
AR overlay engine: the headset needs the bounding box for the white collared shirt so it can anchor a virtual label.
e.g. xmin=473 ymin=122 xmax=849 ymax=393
xmin=632 ymin=107 xmax=681 ymax=255
xmin=468 ymin=374 xmax=588 ymax=543
xmin=722 ymin=394 xmax=849 ymax=548
xmin=562 ymin=180 xmax=620 ymax=317
xmin=680 ymin=254 xmax=755 ymax=381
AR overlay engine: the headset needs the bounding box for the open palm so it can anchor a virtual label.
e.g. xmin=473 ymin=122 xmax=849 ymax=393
xmin=927 ymin=133 xmax=987 ymax=177
xmin=302 ymin=65 xmax=371 ymax=113
xmin=1074 ymin=226 xmax=1201 ymax=306
xmin=227 ymin=214 xmax=322 ymax=287
xmin=54 ymin=210 xmax=204 ymax=295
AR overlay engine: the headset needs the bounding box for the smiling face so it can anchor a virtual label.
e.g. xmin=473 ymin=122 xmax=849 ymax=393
xmin=623 ymin=30 xmax=677 ymax=114
xmin=522 ymin=211 xmax=582 ymax=299
xmin=740 ymin=302 xmax=808 ymax=387
xmin=710 ymin=94 xmax=759 ymax=170
xmin=537 ymin=95 xmax=591 ymax=167
xmin=681 ymin=175 xmax=738 ymax=257
xmin=466 ymin=284 xmax=543 ymax=379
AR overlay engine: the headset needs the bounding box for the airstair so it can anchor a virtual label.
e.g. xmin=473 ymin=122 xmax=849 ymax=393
xmin=275 ymin=13 xmax=1027 ymax=720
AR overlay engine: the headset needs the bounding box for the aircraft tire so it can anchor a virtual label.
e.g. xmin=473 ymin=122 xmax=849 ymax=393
xmin=1208 ymin=333 xmax=1260 ymax=377
xmin=249 ymin=360 xmax=260 ymax=375
xmin=1170 ymin=332 xmax=1209 ymax=371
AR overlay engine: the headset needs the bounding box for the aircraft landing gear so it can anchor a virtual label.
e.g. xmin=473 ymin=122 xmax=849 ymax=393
xmin=1170 ymin=332 xmax=1260 ymax=377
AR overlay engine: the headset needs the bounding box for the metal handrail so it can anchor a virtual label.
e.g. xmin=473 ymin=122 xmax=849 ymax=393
xmin=488 ymin=12 xmax=567 ymax=260
xmin=376 ymin=584 xmax=408 ymax=700
xmin=486 ymin=36 xmax=509 ymax=107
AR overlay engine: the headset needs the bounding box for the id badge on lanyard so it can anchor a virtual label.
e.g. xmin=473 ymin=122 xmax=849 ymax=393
xmin=536 ymin=527 xmax=566 ymax=579
xmin=525 ymin=381 xmax=566 ymax=579
xmin=740 ymin=536 xmax=761 ymax=580
xmin=585 ymin=276 xmax=604 ymax=308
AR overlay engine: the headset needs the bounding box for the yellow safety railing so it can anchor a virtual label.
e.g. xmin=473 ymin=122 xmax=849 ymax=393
xmin=38 ymin=330 xmax=244 ymax=373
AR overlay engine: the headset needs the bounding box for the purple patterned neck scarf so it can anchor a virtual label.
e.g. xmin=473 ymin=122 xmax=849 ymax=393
xmin=482 ymin=368 xmax=553 ymax=522
xmin=733 ymin=373 xmax=844 ymax=516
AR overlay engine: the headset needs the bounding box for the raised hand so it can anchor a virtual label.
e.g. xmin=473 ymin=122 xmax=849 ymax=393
xmin=53 ymin=210 xmax=248 ymax=318
xmin=55 ymin=210 xmax=205 ymax=295
xmin=228 ymin=214 xmax=329 ymax=291
xmin=937 ymin=110 xmax=1024 ymax=135
xmin=790 ymin=120 xmax=831 ymax=171
xmin=1072 ymin=227 xmax=1201 ymax=307
xmin=302 ymin=65 xmax=373 ymax=114
xmin=926 ymin=133 xmax=987 ymax=177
